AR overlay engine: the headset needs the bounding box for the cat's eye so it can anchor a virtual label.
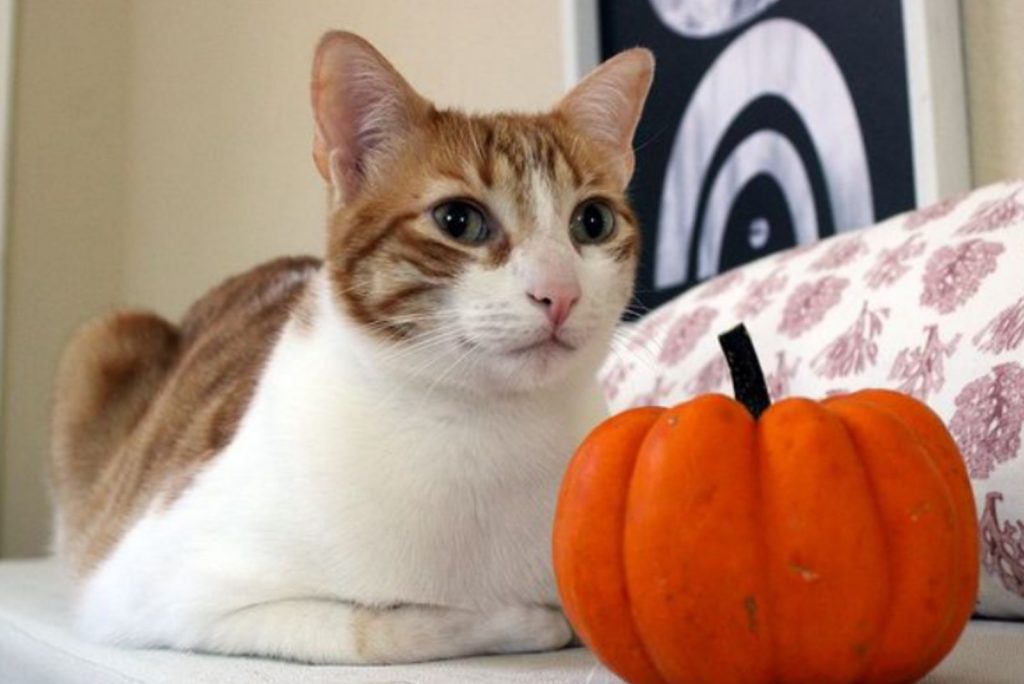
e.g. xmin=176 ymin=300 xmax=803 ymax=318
xmin=570 ymin=201 xmax=616 ymax=245
xmin=432 ymin=201 xmax=490 ymax=244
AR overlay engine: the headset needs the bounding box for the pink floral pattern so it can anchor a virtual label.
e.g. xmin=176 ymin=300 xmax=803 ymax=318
xmin=735 ymin=268 xmax=788 ymax=318
xmin=626 ymin=306 xmax=674 ymax=354
xmin=865 ymin=234 xmax=926 ymax=289
xmin=980 ymin=492 xmax=1024 ymax=598
xmin=601 ymin=182 xmax=1024 ymax=617
xmin=949 ymin=363 xmax=1024 ymax=479
xmin=920 ymin=239 xmax=1004 ymax=314
xmin=778 ymin=276 xmax=848 ymax=338
xmin=811 ymin=302 xmax=888 ymax=379
xmin=904 ymin=194 xmax=962 ymax=229
xmin=658 ymin=306 xmax=717 ymax=366
xmin=698 ymin=268 xmax=744 ymax=300
xmin=686 ymin=356 xmax=728 ymax=396
xmin=888 ymin=325 xmax=960 ymax=400
xmin=810 ymin=236 xmax=867 ymax=270
xmin=600 ymin=358 xmax=631 ymax=403
xmin=765 ymin=351 xmax=799 ymax=401
xmin=773 ymin=241 xmax=818 ymax=262
xmin=974 ymin=296 xmax=1024 ymax=354
xmin=959 ymin=190 xmax=1024 ymax=234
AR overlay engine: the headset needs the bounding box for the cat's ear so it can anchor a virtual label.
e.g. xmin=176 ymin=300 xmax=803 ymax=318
xmin=556 ymin=48 xmax=654 ymax=187
xmin=311 ymin=32 xmax=429 ymax=204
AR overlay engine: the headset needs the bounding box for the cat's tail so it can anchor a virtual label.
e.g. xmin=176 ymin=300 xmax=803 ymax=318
xmin=50 ymin=311 xmax=179 ymax=550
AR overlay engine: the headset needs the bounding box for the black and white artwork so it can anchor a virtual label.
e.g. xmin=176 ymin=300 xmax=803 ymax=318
xmin=601 ymin=0 xmax=921 ymax=311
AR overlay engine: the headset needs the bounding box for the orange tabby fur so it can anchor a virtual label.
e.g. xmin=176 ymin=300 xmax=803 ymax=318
xmin=51 ymin=32 xmax=647 ymax=585
xmin=52 ymin=257 xmax=319 ymax=576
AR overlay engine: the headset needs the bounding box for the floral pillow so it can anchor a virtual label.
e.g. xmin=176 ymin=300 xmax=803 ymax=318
xmin=603 ymin=180 xmax=1024 ymax=618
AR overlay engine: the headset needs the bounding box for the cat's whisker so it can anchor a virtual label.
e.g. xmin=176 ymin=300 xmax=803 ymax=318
xmin=415 ymin=343 xmax=479 ymax=410
xmin=613 ymin=329 xmax=666 ymax=362
xmin=576 ymin=122 xmax=671 ymax=182
xmin=363 ymin=310 xmax=463 ymax=327
xmin=356 ymin=313 xmax=463 ymax=339
xmin=608 ymin=330 xmax=662 ymax=373
xmin=624 ymin=297 xmax=654 ymax=314
xmin=631 ymin=121 xmax=672 ymax=156
xmin=613 ymin=327 xmax=665 ymax=356
xmin=375 ymin=329 xmax=468 ymax=367
xmin=372 ymin=329 xmax=482 ymax=385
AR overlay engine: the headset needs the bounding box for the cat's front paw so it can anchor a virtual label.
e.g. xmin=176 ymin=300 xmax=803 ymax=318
xmin=482 ymin=605 xmax=573 ymax=655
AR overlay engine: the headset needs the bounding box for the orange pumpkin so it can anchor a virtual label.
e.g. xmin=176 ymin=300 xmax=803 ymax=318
xmin=554 ymin=324 xmax=978 ymax=684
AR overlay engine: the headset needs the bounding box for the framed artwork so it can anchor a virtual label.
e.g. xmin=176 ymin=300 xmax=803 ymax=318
xmin=564 ymin=0 xmax=970 ymax=312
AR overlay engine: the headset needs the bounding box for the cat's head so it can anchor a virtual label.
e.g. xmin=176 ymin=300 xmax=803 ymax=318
xmin=312 ymin=32 xmax=653 ymax=394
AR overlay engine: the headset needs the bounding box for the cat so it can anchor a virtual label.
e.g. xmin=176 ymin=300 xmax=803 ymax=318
xmin=49 ymin=31 xmax=653 ymax=664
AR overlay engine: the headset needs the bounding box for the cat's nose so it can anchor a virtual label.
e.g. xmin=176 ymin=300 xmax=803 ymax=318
xmin=527 ymin=281 xmax=581 ymax=329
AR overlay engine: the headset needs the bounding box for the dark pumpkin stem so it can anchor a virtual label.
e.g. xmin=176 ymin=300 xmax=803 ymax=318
xmin=718 ymin=324 xmax=771 ymax=419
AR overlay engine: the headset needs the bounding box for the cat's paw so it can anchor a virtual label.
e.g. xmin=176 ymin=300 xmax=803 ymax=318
xmin=482 ymin=605 xmax=573 ymax=654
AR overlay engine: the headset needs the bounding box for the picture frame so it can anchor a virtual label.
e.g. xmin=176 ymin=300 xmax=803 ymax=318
xmin=563 ymin=0 xmax=971 ymax=310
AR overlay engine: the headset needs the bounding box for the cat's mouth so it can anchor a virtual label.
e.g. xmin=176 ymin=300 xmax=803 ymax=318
xmin=453 ymin=333 xmax=578 ymax=359
xmin=506 ymin=336 xmax=577 ymax=356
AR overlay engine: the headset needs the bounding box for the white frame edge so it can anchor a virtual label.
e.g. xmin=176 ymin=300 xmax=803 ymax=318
xmin=560 ymin=0 xmax=600 ymax=88
xmin=0 ymin=0 xmax=13 ymax=551
xmin=0 ymin=0 xmax=12 ymax=332
xmin=902 ymin=0 xmax=972 ymax=205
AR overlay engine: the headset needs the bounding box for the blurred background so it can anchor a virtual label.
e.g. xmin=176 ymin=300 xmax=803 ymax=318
xmin=0 ymin=0 xmax=1021 ymax=559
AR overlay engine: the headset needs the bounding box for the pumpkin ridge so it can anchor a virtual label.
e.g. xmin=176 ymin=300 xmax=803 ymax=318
xmin=624 ymin=397 xmax=772 ymax=683
xmin=759 ymin=398 xmax=889 ymax=682
xmin=551 ymin=407 xmax=668 ymax=684
xmin=751 ymin=418 xmax=778 ymax=684
xmin=825 ymin=400 xmax=896 ymax=675
xmin=624 ymin=411 xmax=676 ymax=684
xmin=833 ymin=393 xmax=971 ymax=679
xmin=824 ymin=398 xmax=959 ymax=682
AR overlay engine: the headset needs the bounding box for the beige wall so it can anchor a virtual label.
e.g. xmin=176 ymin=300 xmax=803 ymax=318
xmin=122 ymin=1 xmax=567 ymax=318
xmin=1 ymin=1 xmax=568 ymax=557
xmin=2 ymin=0 xmax=130 ymax=557
xmin=962 ymin=0 xmax=1024 ymax=185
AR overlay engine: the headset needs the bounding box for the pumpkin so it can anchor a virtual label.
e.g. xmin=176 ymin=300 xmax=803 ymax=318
xmin=553 ymin=324 xmax=978 ymax=684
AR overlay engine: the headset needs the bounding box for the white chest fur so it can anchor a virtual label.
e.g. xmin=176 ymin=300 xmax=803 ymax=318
xmin=77 ymin=275 xmax=607 ymax=643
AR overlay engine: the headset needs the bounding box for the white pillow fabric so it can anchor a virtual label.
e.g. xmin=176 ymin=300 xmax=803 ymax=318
xmin=603 ymin=180 xmax=1024 ymax=618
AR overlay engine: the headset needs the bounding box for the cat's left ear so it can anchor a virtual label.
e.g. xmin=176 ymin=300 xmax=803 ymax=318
xmin=556 ymin=48 xmax=654 ymax=188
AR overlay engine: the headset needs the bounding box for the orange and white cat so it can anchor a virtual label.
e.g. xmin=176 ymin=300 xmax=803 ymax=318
xmin=50 ymin=32 xmax=653 ymax=664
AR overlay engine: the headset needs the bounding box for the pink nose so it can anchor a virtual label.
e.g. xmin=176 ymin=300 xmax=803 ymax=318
xmin=527 ymin=282 xmax=581 ymax=329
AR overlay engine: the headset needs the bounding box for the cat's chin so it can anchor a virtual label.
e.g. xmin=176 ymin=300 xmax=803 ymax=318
xmin=499 ymin=341 xmax=578 ymax=382
xmin=461 ymin=336 xmax=606 ymax=396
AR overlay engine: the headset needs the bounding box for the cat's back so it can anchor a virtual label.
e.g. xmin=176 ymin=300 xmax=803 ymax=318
xmin=51 ymin=255 xmax=321 ymax=577
xmin=164 ymin=255 xmax=323 ymax=456
xmin=178 ymin=256 xmax=321 ymax=349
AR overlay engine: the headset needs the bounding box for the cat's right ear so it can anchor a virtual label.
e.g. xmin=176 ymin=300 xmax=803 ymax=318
xmin=311 ymin=32 xmax=429 ymax=205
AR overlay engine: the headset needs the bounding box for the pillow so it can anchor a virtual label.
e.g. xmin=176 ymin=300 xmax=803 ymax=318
xmin=603 ymin=180 xmax=1024 ymax=618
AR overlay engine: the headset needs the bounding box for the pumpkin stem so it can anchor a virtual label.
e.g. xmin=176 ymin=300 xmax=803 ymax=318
xmin=718 ymin=324 xmax=771 ymax=419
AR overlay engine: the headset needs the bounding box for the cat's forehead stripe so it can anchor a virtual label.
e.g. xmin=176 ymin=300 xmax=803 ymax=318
xmin=477 ymin=123 xmax=496 ymax=188
xmin=469 ymin=120 xmax=580 ymax=237
xmin=475 ymin=120 xmax=563 ymax=187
